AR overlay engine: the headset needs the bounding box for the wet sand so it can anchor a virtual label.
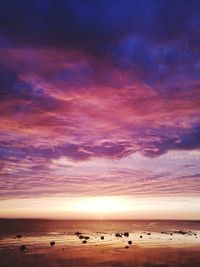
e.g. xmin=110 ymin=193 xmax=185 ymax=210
xmin=0 ymin=219 xmax=200 ymax=267
xmin=1 ymin=244 xmax=200 ymax=267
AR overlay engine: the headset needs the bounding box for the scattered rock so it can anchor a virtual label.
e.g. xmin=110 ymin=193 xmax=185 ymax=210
xmin=84 ymin=236 xmax=90 ymax=240
xmin=140 ymin=235 xmax=142 ymax=238
xmin=16 ymin=234 xmax=22 ymax=238
xmin=75 ymin=232 xmax=81 ymax=236
xmin=50 ymin=241 xmax=55 ymax=246
xmin=174 ymin=230 xmax=186 ymax=235
xmin=181 ymin=231 xmax=186 ymax=235
xmin=79 ymin=235 xmax=85 ymax=239
xmin=147 ymin=233 xmax=151 ymax=235
xmin=101 ymin=236 xmax=104 ymax=240
xmin=124 ymin=232 xmax=129 ymax=237
xmin=20 ymin=245 xmax=26 ymax=251
xmin=115 ymin=233 xmax=122 ymax=237
xmin=82 ymin=240 xmax=87 ymax=244
xmin=125 ymin=246 xmax=129 ymax=249
xmin=128 ymin=240 xmax=132 ymax=245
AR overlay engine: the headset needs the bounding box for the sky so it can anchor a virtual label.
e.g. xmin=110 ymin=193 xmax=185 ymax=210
xmin=0 ymin=0 xmax=200 ymax=220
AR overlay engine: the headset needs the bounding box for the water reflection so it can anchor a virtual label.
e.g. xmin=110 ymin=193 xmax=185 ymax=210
xmin=0 ymin=219 xmax=200 ymax=267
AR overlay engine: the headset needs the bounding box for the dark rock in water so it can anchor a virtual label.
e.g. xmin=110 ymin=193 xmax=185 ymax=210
xmin=84 ymin=236 xmax=90 ymax=240
xmin=75 ymin=232 xmax=81 ymax=236
xmin=79 ymin=235 xmax=85 ymax=239
xmin=124 ymin=232 xmax=129 ymax=237
xmin=140 ymin=235 xmax=142 ymax=238
xmin=125 ymin=246 xmax=129 ymax=249
xmin=147 ymin=233 xmax=151 ymax=235
xmin=16 ymin=234 xmax=22 ymax=238
xmin=174 ymin=230 xmax=186 ymax=235
xmin=20 ymin=245 xmax=26 ymax=251
xmin=180 ymin=231 xmax=187 ymax=235
xmin=82 ymin=240 xmax=87 ymax=244
xmin=128 ymin=240 xmax=132 ymax=245
xmin=115 ymin=233 xmax=122 ymax=237
xmin=50 ymin=241 xmax=55 ymax=246
xmin=101 ymin=236 xmax=104 ymax=240
xmin=161 ymin=231 xmax=169 ymax=234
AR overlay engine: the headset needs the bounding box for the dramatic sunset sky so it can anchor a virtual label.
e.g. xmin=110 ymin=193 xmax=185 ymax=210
xmin=0 ymin=0 xmax=200 ymax=219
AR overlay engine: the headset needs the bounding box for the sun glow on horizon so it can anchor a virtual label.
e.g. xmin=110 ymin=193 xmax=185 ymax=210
xmin=1 ymin=196 xmax=200 ymax=220
xmin=71 ymin=197 xmax=133 ymax=214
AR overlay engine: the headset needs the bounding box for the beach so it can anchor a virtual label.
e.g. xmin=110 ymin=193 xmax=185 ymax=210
xmin=0 ymin=219 xmax=200 ymax=267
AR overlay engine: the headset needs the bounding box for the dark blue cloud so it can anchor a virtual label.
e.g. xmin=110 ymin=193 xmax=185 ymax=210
xmin=0 ymin=0 xmax=199 ymax=51
xmin=0 ymin=0 xmax=199 ymax=92
xmin=142 ymin=124 xmax=200 ymax=157
xmin=0 ymin=65 xmax=66 ymax=114
xmin=0 ymin=66 xmax=19 ymax=96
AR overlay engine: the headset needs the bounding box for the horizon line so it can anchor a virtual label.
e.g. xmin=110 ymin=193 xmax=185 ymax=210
xmin=1 ymin=217 xmax=200 ymax=222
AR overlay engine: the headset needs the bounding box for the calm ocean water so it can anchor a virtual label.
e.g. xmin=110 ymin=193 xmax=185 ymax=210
xmin=1 ymin=219 xmax=200 ymax=236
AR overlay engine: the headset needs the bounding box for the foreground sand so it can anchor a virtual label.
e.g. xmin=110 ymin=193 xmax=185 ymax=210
xmin=1 ymin=244 xmax=200 ymax=267
xmin=1 ymin=230 xmax=200 ymax=267
xmin=1 ymin=220 xmax=200 ymax=267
